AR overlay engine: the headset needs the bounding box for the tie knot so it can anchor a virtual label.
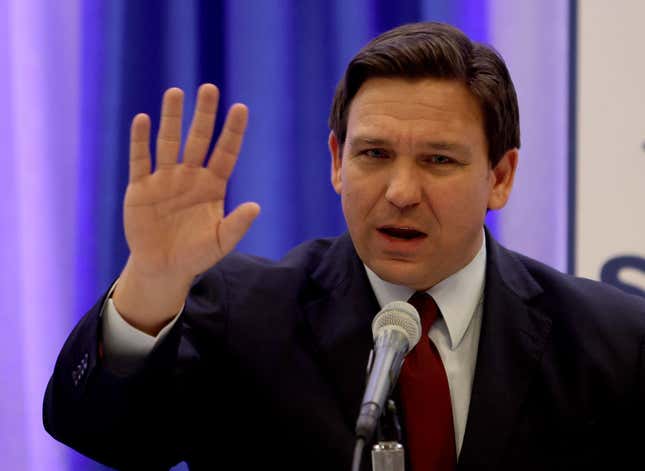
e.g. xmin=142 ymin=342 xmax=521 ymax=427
xmin=408 ymin=291 xmax=439 ymax=333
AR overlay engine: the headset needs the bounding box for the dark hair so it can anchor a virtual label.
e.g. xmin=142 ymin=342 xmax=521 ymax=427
xmin=328 ymin=22 xmax=520 ymax=167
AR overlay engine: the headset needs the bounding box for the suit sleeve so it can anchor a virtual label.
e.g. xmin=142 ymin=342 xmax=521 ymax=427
xmin=42 ymin=269 xmax=229 ymax=470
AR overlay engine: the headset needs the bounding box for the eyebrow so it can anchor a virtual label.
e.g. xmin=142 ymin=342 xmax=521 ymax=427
xmin=347 ymin=135 xmax=471 ymax=156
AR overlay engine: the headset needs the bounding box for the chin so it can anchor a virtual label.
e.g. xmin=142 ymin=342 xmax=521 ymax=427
xmin=369 ymin=259 xmax=430 ymax=290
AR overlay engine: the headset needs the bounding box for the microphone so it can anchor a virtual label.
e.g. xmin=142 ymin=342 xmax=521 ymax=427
xmin=355 ymin=301 xmax=421 ymax=442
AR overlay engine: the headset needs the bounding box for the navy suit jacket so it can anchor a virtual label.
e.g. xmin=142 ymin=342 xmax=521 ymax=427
xmin=44 ymin=232 xmax=645 ymax=470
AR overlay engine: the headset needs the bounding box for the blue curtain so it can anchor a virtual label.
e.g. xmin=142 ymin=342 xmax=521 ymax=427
xmin=0 ymin=1 xmax=569 ymax=469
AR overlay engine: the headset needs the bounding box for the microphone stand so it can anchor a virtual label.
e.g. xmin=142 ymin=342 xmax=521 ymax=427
xmin=371 ymin=399 xmax=405 ymax=471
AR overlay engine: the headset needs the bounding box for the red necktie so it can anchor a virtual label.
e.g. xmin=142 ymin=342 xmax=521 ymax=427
xmin=398 ymin=292 xmax=456 ymax=470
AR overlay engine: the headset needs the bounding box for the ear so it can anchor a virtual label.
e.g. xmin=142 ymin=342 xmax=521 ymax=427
xmin=487 ymin=148 xmax=519 ymax=210
xmin=329 ymin=131 xmax=343 ymax=194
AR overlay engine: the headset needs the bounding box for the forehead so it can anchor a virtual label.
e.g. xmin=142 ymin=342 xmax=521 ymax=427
xmin=345 ymin=77 xmax=484 ymax=143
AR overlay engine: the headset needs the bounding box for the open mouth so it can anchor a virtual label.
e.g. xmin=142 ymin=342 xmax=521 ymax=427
xmin=377 ymin=226 xmax=427 ymax=240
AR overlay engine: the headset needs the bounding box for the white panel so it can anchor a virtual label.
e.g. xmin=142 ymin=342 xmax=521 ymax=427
xmin=576 ymin=0 xmax=645 ymax=295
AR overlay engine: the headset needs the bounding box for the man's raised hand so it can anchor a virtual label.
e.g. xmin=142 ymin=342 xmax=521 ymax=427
xmin=113 ymin=84 xmax=260 ymax=335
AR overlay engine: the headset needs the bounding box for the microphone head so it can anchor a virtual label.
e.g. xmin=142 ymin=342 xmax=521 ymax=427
xmin=371 ymin=301 xmax=422 ymax=353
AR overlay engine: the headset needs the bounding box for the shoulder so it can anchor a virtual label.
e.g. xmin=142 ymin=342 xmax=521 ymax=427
xmin=188 ymin=235 xmax=352 ymax=305
xmin=497 ymin=242 xmax=645 ymax=336
xmin=488 ymin=238 xmax=645 ymax=404
xmin=217 ymin=236 xmax=340 ymax=282
xmin=522 ymin=251 xmax=644 ymax=313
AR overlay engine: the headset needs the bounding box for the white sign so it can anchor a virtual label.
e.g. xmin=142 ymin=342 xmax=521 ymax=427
xmin=574 ymin=0 xmax=645 ymax=297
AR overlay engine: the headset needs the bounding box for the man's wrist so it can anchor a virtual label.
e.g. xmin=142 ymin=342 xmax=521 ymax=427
xmin=112 ymin=259 xmax=192 ymax=336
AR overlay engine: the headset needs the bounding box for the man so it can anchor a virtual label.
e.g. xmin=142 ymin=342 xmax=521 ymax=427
xmin=44 ymin=22 xmax=645 ymax=470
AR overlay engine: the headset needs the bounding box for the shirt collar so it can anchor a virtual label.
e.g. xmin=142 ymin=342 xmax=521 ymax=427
xmin=364 ymin=233 xmax=486 ymax=350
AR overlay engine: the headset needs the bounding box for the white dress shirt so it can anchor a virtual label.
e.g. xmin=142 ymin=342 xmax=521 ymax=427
xmin=102 ymin=237 xmax=486 ymax=456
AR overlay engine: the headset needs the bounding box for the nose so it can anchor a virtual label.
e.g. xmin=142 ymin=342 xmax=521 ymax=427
xmin=384 ymin=162 xmax=422 ymax=209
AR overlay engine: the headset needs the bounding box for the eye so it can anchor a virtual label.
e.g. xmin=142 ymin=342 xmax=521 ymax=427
xmin=361 ymin=148 xmax=388 ymax=159
xmin=427 ymin=155 xmax=453 ymax=164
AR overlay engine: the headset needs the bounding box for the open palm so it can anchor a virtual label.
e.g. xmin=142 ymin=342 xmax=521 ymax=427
xmin=124 ymin=84 xmax=259 ymax=281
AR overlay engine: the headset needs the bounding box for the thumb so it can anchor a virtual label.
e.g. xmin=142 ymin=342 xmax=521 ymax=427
xmin=218 ymin=202 xmax=261 ymax=254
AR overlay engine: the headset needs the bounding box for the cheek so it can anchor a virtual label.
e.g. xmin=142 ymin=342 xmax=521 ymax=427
xmin=339 ymin=176 xmax=358 ymax=216
xmin=430 ymin=178 xmax=492 ymax=223
xmin=341 ymin=185 xmax=364 ymax=221
xmin=340 ymin=174 xmax=384 ymax=229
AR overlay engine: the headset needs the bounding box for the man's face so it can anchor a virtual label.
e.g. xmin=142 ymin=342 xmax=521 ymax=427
xmin=329 ymin=77 xmax=517 ymax=290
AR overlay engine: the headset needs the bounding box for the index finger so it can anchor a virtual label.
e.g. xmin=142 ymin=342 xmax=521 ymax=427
xmin=207 ymin=103 xmax=249 ymax=181
xmin=129 ymin=113 xmax=152 ymax=183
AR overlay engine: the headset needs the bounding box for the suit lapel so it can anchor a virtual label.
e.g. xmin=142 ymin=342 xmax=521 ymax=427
xmin=458 ymin=234 xmax=552 ymax=470
xmin=303 ymin=234 xmax=381 ymax=432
